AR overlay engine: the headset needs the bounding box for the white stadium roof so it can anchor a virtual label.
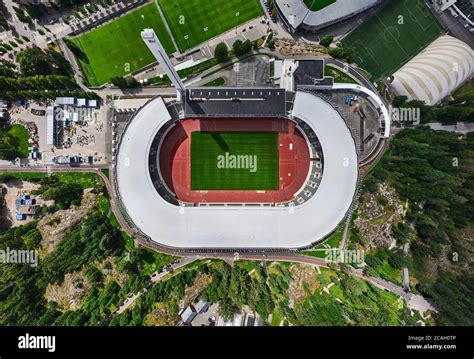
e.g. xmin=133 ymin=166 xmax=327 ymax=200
xmin=275 ymin=0 xmax=379 ymax=31
xmin=392 ymin=35 xmax=474 ymax=106
xmin=116 ymin=93 xmax=359 ymax=249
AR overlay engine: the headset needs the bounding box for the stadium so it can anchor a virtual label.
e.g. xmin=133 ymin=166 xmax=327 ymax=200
xmin=275 ymin=0 xmax=381 ymax=33
xmin=113 ymin=30 xmax=391 ymax=251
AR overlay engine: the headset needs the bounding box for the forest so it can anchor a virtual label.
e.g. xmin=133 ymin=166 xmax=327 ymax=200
xmin=364 ymin=128 xmax=474 ymax=325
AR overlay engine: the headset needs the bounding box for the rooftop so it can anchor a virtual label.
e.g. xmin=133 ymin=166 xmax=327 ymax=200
xmin=185 ymin=88 xmax=287 ymax=117
xmin=116 ymin=92 xmax=359 ymax=249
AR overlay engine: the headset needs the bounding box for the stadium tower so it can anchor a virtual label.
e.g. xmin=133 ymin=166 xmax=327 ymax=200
xmin=141 ymin=28 xmax=186 ymax=101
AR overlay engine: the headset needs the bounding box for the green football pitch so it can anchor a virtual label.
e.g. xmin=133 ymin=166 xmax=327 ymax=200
xmin=303 ymin=0 xmax=336 ymax=12
xmin=191 ymin=132 xmax=279 ymax=191
xmin=72 ymin=3 xmax=176 ymax=86
xmin=342 ymin=0 xmax=442 ymax=80
xmin=157 ymin=0 xmax=264 ymax=52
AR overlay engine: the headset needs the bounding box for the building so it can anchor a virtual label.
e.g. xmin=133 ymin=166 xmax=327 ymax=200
xmin=434 ymin=0 xmax=458 ymax=12
xmin=55 ymin=97 xmax=99 ymax=108
xmin=194 ymin=300 xmax=211 ymax=314
xmin=114 ymin=29 xmax=390 ymax=250
xmin=275 ymin=0 xmax=380 ymax=33
xmin=180 ymin=305 xmax=197 ymax=324
xmin=46 ymin=97 xmax=100 ymax=146
xmin=217 ymin=313 xmax=245 ymax=327
xmin=391 ymin=35 xmax=474 ymax=106
xmin=15 ymin=194 xmax=37 ymax=221
xmin=17 ymin=0 xmax=58 ymax=5
xmin=46 ymin=106 xmax=57 ymax=146
xmin=434 ymin=0 xmax=473 ymax=25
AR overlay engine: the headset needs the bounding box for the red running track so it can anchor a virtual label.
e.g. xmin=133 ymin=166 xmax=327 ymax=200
xmin=159 ymin=118 xmax=311 ymax=204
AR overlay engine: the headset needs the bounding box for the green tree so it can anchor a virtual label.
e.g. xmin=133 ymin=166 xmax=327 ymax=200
xmin=319 ymin=35 xmax=334 ymax=48
xmin=232 ymin=39 xmax=252 ymax=57
xmin=214 ymin=42 xmax=229 ymax=63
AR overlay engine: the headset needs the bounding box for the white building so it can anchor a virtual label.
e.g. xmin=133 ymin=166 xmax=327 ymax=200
xmin=391 ymin=35 xmax=474 ymax=106
xmin=275 ymin=0 xmax=380 ymax=33
xmin=434 ymin=0 xmax=458 ymax=11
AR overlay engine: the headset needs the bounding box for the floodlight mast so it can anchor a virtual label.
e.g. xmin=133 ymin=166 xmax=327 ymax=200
xmin=141 ymin=28 xmax=186 ymax=102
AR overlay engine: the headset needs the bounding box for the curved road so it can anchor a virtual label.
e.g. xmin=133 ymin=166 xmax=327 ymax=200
xmin=0 ymin=165 xmax=434 ymax=310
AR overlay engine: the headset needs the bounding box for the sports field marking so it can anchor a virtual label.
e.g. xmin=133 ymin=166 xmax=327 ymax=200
xmin=403 ymin=1 xmax=435 ymax=32
xmin=376 ymin=18 xmax=410 ymax=58
xmin=342 ymin=0 xmax=442 ymax=80
xmin=191 ymin=131 xmax=279 ymax=191
xmin=303 ymin=0 xmax=336 ymax=11
xmin=72 ymin=3 xmax=176 ymax=86
xmin=157 ymin=0 xmax=263 ymax=52
xmin=350 ymin=39 xmax=380 ymax=69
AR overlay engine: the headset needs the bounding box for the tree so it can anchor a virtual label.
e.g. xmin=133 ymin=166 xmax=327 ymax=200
xmin=35 ymin=181 xmax=83 ymax=209
xmin=214 ymin=42 xmax=229 ymax=63
xmin=110 ymin=76 xmax=140 ymax=88
xmin=232 ymin=39 xmax=252 ymax=57
xmin=328 ymin=43 xmax=355 ymax=63
xmin=219 ymin=298 xmax=237 ymax=321
xmin=393 ymin=95 xmax=408 ymax=108
xmin=16 ymin=47 xmax=71 ymax=77
xmin=319 ymin=35 xmax=334 ymax=48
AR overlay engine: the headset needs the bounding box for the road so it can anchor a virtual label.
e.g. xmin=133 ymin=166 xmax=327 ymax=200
xmin=58 ymin=38 xmax=89 ymax=91
xmin=0 ymin=165 xmax=435 ymax=314
xmin=428 ymin=4 xmax=474 ymax=49
xmin=325 ymin=58 xmax=378 ymax=93
xmin=339 ymin=211 xmax=352 ymax=251
xmin=96 ymin=86 xmax=177 ymax=98
xmin=115 ymin=256 xmax=198 ymax=314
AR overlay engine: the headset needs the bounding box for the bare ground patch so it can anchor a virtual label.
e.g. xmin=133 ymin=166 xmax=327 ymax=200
xmin=180 ymin=273 xmax=212 ymax=309
xmin=98 ymin=256 xmax=128 ymax=287
xmin=275 ymin=39 xmax=326 ymax=57
xmin=45 ymin=270 xmax=91 ymax=311
xmin=356 ymin=183 xmax=405 ymax=248
xmin=143 ymin=303 xmax=178 ymax=326
xmin=0 ymin=181 xmax=51 ymax=228
xmin=288 ymin=264 xmax=319 ymax=308
xmin=37 ymin=190 xmax=96 ymax=257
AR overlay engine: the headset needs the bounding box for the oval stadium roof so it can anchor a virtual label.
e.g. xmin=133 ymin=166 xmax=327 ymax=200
xmin=115 ymin=93 xmax=359 ymax=249
xmin=275 ymin=0 xmax=379 ymax=31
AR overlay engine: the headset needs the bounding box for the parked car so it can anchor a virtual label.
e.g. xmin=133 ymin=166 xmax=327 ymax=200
xmin=31 ymin=109 xmax=46 ymax=116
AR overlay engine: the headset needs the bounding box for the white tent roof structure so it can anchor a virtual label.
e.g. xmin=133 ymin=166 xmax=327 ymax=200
xmin=391 ymin=35 xmax=474 ymax=106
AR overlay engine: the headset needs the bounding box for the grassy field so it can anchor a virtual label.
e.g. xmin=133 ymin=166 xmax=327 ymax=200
xmin=1 ymin=125 xmax=30 ymax=158
xmin=325 ymin=65 xmax=358 ymax=84
xmin=72 ymin=3 xmax=176 ymax=86
xmin=191 ymin=131 xmax=279 ymax=190
xmin=303 ymin=0 xmax=336 ymax=11
xmin=0 ymin=171 xmax=103 ymax=190
xmin=158 ymin=0 xmax=263 ymax=52
xmin=204 ymin=77 xmax=226 ymax=86
xmin=454 ymin=79 xmax=474 ymax=99
xmin=342 ymin=0 xmax=442 ymax=80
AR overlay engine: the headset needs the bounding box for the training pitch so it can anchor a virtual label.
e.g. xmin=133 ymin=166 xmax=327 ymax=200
xmin=342 ymin=0 xmax=442 ymax=80
xmin=158 ymin=0 xmax=263 ymax=52
xmin=303 ymin=0 xmax=337 ymax=12
xmin=190 ymin=131 xmax=279 ymax=191
xmin=72 ymin=3 xmax=176 ymax=86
